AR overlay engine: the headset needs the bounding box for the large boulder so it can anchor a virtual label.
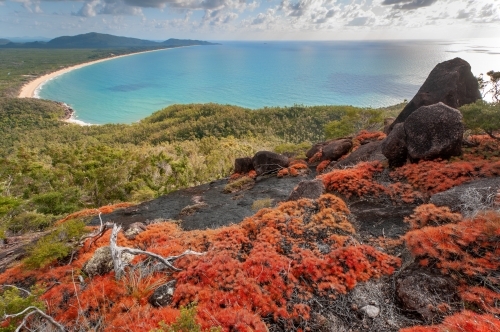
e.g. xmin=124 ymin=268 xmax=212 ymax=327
xmin=405 ymin=102 xmax=463 ymax=161
xmin=388 ymin=57 xmax=481 ymax=133
xmin=335 ymin=141 xmax=386 ymax=168
xmin=83 ymin=246 xmax=114 ymax=277
xmin=252 ymin=151 xmax=289 ymax=175
xmin=288 ymin=179 xmax=325 ymax=201
xmin=381 ymin=123 xmax=408 ymax=167
xmin=321 ymin=139 xmax=352 ymax=161
xmin=430 ymin=177 xmax=500 ymax=214
xmin=234 ymin=157 xmax=254 ymax=174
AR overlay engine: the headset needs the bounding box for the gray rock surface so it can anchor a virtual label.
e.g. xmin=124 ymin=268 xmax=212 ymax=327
xmin=430 ymin=177 xmax=500 ymax=213
xmin=335 ymin=141 xmax=387 ymax=168
xmin=396 ymin=272 xmax=457 ymax=322
xmin=381 ymin=123 xmax=408 ymax=167
xmin=405 ymin=103 xmax=463 ymax=161
xmin=388 ymin=57 xmax=481 ymax=133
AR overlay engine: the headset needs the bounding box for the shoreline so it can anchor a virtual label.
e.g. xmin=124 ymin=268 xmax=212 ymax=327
xmin=18 ymin=46 xmax=190 ymax=99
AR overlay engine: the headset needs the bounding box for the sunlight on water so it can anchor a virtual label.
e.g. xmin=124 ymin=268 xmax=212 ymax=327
xmin=38 ymin=40 xmax=500 ymax=125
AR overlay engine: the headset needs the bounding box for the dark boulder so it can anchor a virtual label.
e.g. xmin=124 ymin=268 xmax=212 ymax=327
xmin=288 ymin=179 xmax=325 ymax=201
xmin=383 ymin=117 xmax=395 ymax=134
xmin=252 ymin=151 xmax=289 ymax=175
xmin=82 ymin=246 xmax=114 ymax=277
xmin=430 ymin=177 xmax=500 ymax=213
xmin=388 ymin=57 xmax=481 ymax=133
xmin=381 ymin=123 xmax=408 ymax=167
xmin=306 ymin=142 xmax=326 ymax=159
xmin=149 ymin=280 xmax=177 ymax=307
xmin=405 ymin=102 xmax=463 ymax=161
xmin=234 ymin=157 xmax=254 ymax=174
xmin=335 ymin=141 xmax=387 ymax=168
xmin=321 ymin=139 xmax=352 ymax=161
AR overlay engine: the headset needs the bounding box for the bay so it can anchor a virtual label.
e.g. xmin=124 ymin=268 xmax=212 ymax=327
xmin=37 ymin=40 xmax=500 ymax=125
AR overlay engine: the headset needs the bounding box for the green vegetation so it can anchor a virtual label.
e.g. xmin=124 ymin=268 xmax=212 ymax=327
xmin=153 ymin=303 xmax=221 ymax=332
xmin=224 ymin=176 xmax=255 ymax=193
xmin=0 ymin=48 xmax=164 ymax=97
xmin=0 ymin=285 xmax=45 ymax=332
xmin=23 ymin=219 xmax=87 ymax=269
xmin=460 ymin=100 xmax=500 ymax=140
xmin=324 ymin=108 xmax=385 ymax=139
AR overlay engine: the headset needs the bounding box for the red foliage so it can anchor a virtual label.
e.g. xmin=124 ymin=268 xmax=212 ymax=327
xmin=404 ymin=204 xmax=462 ymax=230
xmin=320 ymin=161 xmax=387 ymax=199
xmin=354 ymin=130 xmax=386 ymax=145
xmin=405 ymin=211 xmax=500 ymax=315
xmin=400 ymin=310 xmax=500 ymax=332
xmin=55 ymin=202 xmax=135 ymax=226
xmin=308 ymin=151 xmax=322 ymax=164
xmin=0 ymin=195 xmax=400 ymax=332
xmin=316 ymin=160 xmax=330 ymax=174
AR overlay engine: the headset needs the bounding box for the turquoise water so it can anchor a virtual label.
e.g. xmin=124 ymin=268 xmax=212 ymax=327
xmin=38 ymin=40 xmax=500 ymax=125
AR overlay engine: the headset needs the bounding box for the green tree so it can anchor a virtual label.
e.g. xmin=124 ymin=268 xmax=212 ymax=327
xmin=460 ymin=100 xmax=500 ymax=140
xmin=324 ymin=108 xmax=384 ymax=139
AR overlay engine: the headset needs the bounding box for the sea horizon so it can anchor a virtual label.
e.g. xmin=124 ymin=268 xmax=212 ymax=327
xmin=37 ymin=39 xmax=500 ymax=125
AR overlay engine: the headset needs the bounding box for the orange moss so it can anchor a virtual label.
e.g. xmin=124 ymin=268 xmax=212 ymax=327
xmin=0 ymin=194 xmax=400 ymax=332
xmin=400 ymin=310 xmax=500 ymax=332
xmin=308 ymin=151 xmax=322 ymax=164
xmin=320 ymin=161 xmax=387 ymax=199
xmin=316 ymin=160 xmax=330 ymax=174
xmin=55 ymin=202 xmax=135 ymax=226
xmin=354 ymin=130 xmax=386 ymax=145
xmin=405 ymin=204 xmax=462 ymax=230
xmin=405 ymin=211 xmax=500 ymax=315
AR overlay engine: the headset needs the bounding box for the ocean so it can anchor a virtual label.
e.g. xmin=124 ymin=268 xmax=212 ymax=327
xmin=37 ymin=40 xmax=500 ymax=125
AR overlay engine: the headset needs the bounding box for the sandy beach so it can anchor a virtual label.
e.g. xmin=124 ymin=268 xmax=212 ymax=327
xmin=18 ymin=47 xmax=180 ymax=99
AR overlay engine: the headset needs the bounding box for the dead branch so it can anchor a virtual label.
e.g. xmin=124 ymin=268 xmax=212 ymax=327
xmin=3 ymin=306 xmax=65 ymax=332
xmin=109 ymin=224 xmax=204 ymax=280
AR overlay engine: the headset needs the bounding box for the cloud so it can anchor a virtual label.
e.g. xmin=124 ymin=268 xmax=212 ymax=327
xmin=382 ymin=0 xmax=438 ymax=10
xmin=346 ymin=16 xmax=374 ymax=26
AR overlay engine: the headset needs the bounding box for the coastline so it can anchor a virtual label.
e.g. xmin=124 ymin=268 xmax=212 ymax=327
xmin=18 ymin=46 xmax=189 ymax=99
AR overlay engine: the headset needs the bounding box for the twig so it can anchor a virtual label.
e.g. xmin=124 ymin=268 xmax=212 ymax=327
xmin=3 ymin=306 xmax=65 ymax=332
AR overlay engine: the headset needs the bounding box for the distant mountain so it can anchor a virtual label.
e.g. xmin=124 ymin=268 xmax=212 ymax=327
xmin=0 ymin=39 xmax=11 ymax=45
xmin=0 ymin=32 xmax=217 ymax=49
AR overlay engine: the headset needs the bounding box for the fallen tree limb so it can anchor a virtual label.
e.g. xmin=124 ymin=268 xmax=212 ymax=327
xmin=109 ymin=224 xmax=204 ymax=280
xmin=3 ymin=306 xmax=65 ymax=332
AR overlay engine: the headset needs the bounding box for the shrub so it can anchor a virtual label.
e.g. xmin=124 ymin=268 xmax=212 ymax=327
xmin=251 ymin=198 xmax=273 ymax=211
xmin=0 ymin=197 xmax=21 ymax=217
xmin=0 ymin=285 xmax=45 ymax=332
xmin=324 ymin=109 xmax=384 ymax=139
xmin=460 ymin=100 xmax=500 ymax=140
xmin=223 ymin=176 xmax=254 ymax=193
xmin=32 ymin=188 xmax=81 ymax=215
xmin=6 ymin=211 xmax=54 ymax=234
xmin=404 ymin=204 xmax=462 ymax=230
xmin=274 ymin=142 xmax=311 ymax=159
xmin=23 ymin=219 xmax=87 ymax=269
xmin=400 ymin=310 xmax=500 ymax=332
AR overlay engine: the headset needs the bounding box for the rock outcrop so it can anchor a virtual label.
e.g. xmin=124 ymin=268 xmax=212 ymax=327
xmin=149 ymin=280 xmax=177 ymax=307
xmin=388 ymin=57 xmax=481 ymax=133
xmin=234 ymin=157 xmax=254 ymax=174
xmin=321 ymin=139 xmax=352 ymax=161
xmin=430 ymin=177 xmax=500 ymax=213
xmin=252 ymin=151 xmax=289 ymax=175
xmin=381 ymin=123 xmax=407 ymax=167
xmin=335 ymin=141 xmax=386 ymax=168
xmin=404 ymin=103 xmax=463 ymax=161
xmin=288 ymin=179 xmax=325 ymax=201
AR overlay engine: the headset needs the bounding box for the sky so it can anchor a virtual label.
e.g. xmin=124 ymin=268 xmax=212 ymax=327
xmin=0 ymin=0 xmax=499 ymax=41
